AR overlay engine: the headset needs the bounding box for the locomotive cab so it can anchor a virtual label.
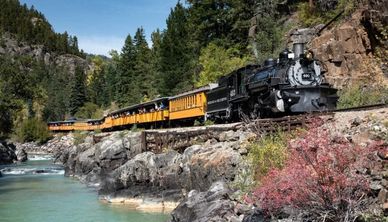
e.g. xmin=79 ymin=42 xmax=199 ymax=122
xmin=206 ymin=65 xmax=256 ymax=121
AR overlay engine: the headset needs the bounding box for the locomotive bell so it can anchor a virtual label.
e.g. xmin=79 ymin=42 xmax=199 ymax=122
xmin=305 ymin=50 xmax=314 ymax=60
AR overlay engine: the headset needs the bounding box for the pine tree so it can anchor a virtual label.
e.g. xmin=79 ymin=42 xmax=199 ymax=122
xmin=69 ymin=66 xmax=87 ymax=115
xmin=105 ymin=50 xmax=120 ymax=106
xmin=42 ymin=65 xmax=72 ymax=121
xmin=116 ymin=34 xmax=136 ymax=106
xmin=160 ymin=3 xmax=196 ymax=95
xmin=186 ymin=0 xmax=255 ymax=54
xmin=133 ymin=27 xmax=156 ymax=102
xmin=150 ymin=29 xmax=163 ymax=93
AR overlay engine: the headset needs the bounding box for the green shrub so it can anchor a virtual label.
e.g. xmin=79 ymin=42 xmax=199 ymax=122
xmin=337 ymin=84 xmax=388 ymax=109
xmin=297 ymin=0 xmax=358 ymax=27
xmin=248 ymin=132 xmax=289 ymax=180
xmin=204 ymin=119 xmax=215 ymax=126
xmin=193 ymin=119 xmax=214 ymax=126
xmin=93 ymin=129 xmax=102 ymax=134
xmin=75 ymin=102 xmax=103 ymax=119
xmin=73 ymin=132 xmax=87 ymax=145
xmin=193 ymin=120 xmax=202 ymax=126
xmin=16 ymin=118 xmax=51 ymax=144
xmin=130 ymin=124 xmax=139 ymax=132
xmin=297 ymin=2 xmax=326 ymax=27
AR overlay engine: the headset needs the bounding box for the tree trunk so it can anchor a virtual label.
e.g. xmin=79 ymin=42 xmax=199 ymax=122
xmin=309 ymin=0 xmax=315 ymax=12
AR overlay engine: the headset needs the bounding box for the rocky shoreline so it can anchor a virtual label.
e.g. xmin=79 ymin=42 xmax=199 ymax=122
xmin=0 ymin=126 xmax=253 ymax=216
xmin=1 ymin=108 xmax=387 ymax=221
xmin=48 ymin=128 xmax=254 ymax=215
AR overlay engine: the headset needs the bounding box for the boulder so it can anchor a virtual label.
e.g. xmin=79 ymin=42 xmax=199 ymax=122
xmin=0 ymin=141 xmax=17 ymax=164
xmin=75 ymin=146 xmax=96 ymax=176
xmin=15 ymin=148 xmax=28 ymax=162
xmin=181 ymin=143 xmax=241 ymax=191
xmin=242 ymin=209 xmax=265 ymax=222
xmin=170 ymin=181 xmax=237 ymax=222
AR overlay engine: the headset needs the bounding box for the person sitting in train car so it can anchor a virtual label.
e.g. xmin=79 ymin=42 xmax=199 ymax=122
xmin=159 ymin=102 xmax=166 ymax=110
xmin=154 ymin=103 xmax=159 ymax=111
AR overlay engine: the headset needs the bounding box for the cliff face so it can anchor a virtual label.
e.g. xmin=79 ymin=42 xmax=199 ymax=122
xmin=310 ymin=0 xmax=388 ymax=88
xmin=0 ymin=32 xmax=87 ymax=75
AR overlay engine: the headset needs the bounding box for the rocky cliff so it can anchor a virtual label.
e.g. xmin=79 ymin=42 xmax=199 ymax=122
xmin=309 ymin=0 xmax=388 ymax=87
xmin=0 ymin=32 xmax=87 ymax=75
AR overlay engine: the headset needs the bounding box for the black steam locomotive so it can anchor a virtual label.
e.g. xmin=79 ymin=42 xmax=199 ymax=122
xmin=206 ymin=43 xmax=338 ymax=121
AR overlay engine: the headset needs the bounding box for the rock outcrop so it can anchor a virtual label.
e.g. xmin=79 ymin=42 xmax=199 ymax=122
xmin=14 ymin=134 xmax=74 ymax=155
xmin=0 ymin=141 xmax=17 ymax=164
xmin=51 ymin=128 xmax=251 ymax=205
xmin=54 ymin=132 xmax=141 ymax=186
xmin=309 ymin=0 xmax=388 ymax=87
xmin=15 ymin=148 xmax=27 ymax=162
xmin=100 ymin=141 xmax=242 ymax=198
xmin=0 ymin=32 xmax=87 ymax=75
xmin=170 ymin=181 xmax=242 ymax=222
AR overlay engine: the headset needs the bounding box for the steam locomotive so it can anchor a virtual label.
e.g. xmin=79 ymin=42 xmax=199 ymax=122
xmin=206 ymin=42 xmax=338 ymax=121
xmin=48 ymin=42 xmax=338 ymax=132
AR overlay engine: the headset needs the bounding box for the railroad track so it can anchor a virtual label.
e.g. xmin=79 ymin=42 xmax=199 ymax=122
xmin=330 ymin=103 xmax=387 ymax=112
xmin=313 ymin=103 xmax=388 ymax=115
xmin=141 ymin=103 xmax=387 ymax=153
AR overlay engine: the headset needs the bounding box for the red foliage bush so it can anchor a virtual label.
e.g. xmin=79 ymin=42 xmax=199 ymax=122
xmin=250 ymin=119 xmax=381 ymax=221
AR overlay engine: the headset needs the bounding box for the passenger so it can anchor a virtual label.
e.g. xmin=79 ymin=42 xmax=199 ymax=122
xmin=159 ymin=102 xmax=165 ymax=110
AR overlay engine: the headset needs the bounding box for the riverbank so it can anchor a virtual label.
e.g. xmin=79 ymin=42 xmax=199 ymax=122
xmin=48 ymin=128 xmax=254 ymax=215
xmin=0 ymin=159 xmax=169 ymax=222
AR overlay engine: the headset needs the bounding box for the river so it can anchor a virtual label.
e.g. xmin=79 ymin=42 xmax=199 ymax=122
xmin=0 ymin=157 xmax=169 ymax=222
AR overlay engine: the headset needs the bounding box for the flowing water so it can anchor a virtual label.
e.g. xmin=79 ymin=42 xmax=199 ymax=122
xmin=0 ymin=157 xmax=169 ymax=222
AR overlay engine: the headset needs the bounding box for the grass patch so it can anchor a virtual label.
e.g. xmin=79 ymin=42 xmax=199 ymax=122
xmin=337 ymin=83 xmax=388 ymax=109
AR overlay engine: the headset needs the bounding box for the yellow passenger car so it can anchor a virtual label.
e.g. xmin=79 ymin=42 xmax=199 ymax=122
xmin=168 ymin=84 xmax=216 ymax=120
xmin=47 ymin=120 xmax=76 ymax=132
xmin=107 ymin=97 xmax=169 ymax=128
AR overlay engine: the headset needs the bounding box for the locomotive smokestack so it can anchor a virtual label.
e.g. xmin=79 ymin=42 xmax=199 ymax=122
xmin=293 ymin=43 xmax=304 ymax=59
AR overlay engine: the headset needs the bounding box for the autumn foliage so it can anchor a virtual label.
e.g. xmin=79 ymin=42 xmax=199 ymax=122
xmin=249 ymin=118 xmax=380 ymax=221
